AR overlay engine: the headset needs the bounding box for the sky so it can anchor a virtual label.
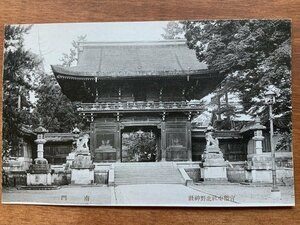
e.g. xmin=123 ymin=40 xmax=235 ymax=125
xmin=23 ymin=21 xmax=169 ymax=73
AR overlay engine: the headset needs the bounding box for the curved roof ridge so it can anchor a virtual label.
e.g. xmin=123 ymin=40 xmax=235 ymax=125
xmin=78 ymin=39 xmax=187 ymax=47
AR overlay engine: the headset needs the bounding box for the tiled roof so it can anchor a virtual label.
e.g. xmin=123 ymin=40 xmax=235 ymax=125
xmin=52 ymin=40 xmax=209 ymax=79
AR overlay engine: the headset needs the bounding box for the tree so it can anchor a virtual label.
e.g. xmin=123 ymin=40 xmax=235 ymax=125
xmin=182 ymin=20 xmax=292 ymax=150
xmin=60 ymin=35 xmax=87 ymax=67
xmin=3 ymin=25 xmax=41 ymax=158
xmin=124 ymin=132 xmax=157 ymax=162
xmin=161 ymin=21 xmax=184 ymax=39
xmin=182 ymin=20 xmax=291 ymax=121
xmin=33 ymin=73 xmax=85 ymax=133
xmin=33 ymin=35 xmax=89 ymax=133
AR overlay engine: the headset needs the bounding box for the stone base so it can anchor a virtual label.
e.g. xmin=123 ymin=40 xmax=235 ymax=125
xmin=19 ymin=185 xmax=60 ymax=190
xmin=247 ymin=154 xmax=272 ymax=169
xmin=27 ymin=173 xmax=52 ymax=186
xmin=246 ymin=169 xmax=272 ymax=183
xmin=71 ymin=169 xmax=94 ymax=184
xmin=72 ymin=154 xmax=94 ymax=169
xmin=200 ymin=166 xmax=228 ymax=181
xmin=246 ymin=153 xmax=273 ymax=183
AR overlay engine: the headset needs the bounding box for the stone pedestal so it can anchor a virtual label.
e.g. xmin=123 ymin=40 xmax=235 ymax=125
xmin=201 ymin=166 xmax=227 ymax=181
xmin=71 ymin=143 xmax=95 ymax=184
xmin=27 ymin=158 xmax=52 ymax=186
xmin=27 ymin=173 xmax=52 ymax=186
xmin=200 ymin=146 xmax=228 ymax=181
xmin=71 ymin=168 xmax=94 ymax=184
xmin=246 ymin=154 xmax=273 ymax=183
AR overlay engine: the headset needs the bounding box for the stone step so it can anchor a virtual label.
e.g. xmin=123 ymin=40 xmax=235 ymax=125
xmin=116 ymin=181 xmax=182 ymax=185
xmin=115 ymin=171 xmax=180 ymax=174
xmin=114 ymin=162 xmax=184 ymax=185
xmin=115 ymin=170 xmax=178 ymax=173
xmin=116 ymin=180 xmax=183 ymax=183
xmin=115 ymin=166 xmax=177 ymax=169
xmin=116 ymin=178 xmax=181 ymax=181
xmin=115 ymin=174 xmax=180 ymax=177
xmin=115 ymin=176 xmax=181 ymax=179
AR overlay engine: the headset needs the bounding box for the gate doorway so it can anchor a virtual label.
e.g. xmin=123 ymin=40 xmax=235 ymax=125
xmin=121 ymin=126 xmax=161 ymax=162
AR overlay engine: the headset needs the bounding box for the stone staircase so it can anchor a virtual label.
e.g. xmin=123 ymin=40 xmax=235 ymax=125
xmin=114 ymin=162 xmax=184 ymax=185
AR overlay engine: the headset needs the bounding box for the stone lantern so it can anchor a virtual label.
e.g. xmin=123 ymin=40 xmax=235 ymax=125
xmin=34 ymin=125 xmax=48 ymax=161
xmin=252 ymin=116 xmax=266 ymax=155
xmin=27 ymin=124 xmax=52 ymax=186
xmin=245 ymin=115 xmax=274 ymax=185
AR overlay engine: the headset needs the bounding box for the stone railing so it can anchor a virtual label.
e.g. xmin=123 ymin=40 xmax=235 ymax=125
xmin=77 ymin=101 xmax=203 ymax=113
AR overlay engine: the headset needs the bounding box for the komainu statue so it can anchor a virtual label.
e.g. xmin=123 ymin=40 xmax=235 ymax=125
xmin=76 ymin=133 xmax=90 ymax=152
xmin=200 ymin=125 xmax=227 ymax=181
xmin=204 ymin=125 xmax=223 ymax=156
xmin=205 ymin=125 xmax=219 ymax=148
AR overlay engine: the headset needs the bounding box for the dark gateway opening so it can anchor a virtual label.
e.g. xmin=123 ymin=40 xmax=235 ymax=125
xmin=121 ymin=126 xmax=161 ymax=162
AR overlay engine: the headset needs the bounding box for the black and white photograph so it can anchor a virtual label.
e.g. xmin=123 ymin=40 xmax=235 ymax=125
xmin=1 ymin=20 xmax=294 ymax=207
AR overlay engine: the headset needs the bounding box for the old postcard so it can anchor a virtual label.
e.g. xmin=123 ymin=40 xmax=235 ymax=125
xmin=1 ymin=20 xmax=294 ymax=206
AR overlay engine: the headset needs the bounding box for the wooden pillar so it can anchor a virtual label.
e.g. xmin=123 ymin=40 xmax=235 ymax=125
xmin=181 ymin=88 xmax=185 ymax=101
xmin=161 ymin=122 xmax=166 ymax=161
xmin=118 ymin=87 xmax=122 ymax=101
xmin=159 ymin=88 xmax=163 ymax=101
xmin=217 ymin=95 xmax=221 ymax=120
xmin=116 ymin=122 xmax=122 ymax=163
xmin=90 ymin=121 xmax=96 ymax=160
xmin=186 ymin=121 xmax=192 ymax=161
xmin=94 ymin=77 xmax=99 ymax=102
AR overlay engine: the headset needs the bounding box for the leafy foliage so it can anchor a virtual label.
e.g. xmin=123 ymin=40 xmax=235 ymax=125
xmin=33 ymin=73 xmax=86 ymax=133
xmin=123 ymin=132 xmax=157 ymax=162
xmin=2 ymin=25 xmax=40 ymax=158
xmin=3 ymin=26 xmax=87 ymax=159
xmin=33 ymin=35 xmax=88 ymax=133
xmin=181 ymin=20 xmax=292 ymax=150
xmin=182 ymin=20 xmax=291 ymax=122
xmin=60 ymin=35 xmax=87 ymax=67
xmin=161 ymin=21 xmax=184 ymax=39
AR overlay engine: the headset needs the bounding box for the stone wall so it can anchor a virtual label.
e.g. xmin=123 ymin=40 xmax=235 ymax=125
xmin=94 ymin=171 xmax=108 ymax=184
xmin=93 ymin=163 xmax=111 ymax=184
xmin=227 ymin=166 xmax=294 ymax=185
xmin=176 ymin=162 xmax=201 ymax=182
xmin=2 ymin=171 xmax=27 ymax=187
xmin=2 ymin=157 xmax=32 ymax=187
xmin=51 ymin=171 xmax=70 ymax=185
xmin=276 ymin=168 xmax=294 ymax=185
xmin=184 ymin=168 xmax=201 ymax=182
xmin=227 ymin=167 xmax=246 ymax=183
